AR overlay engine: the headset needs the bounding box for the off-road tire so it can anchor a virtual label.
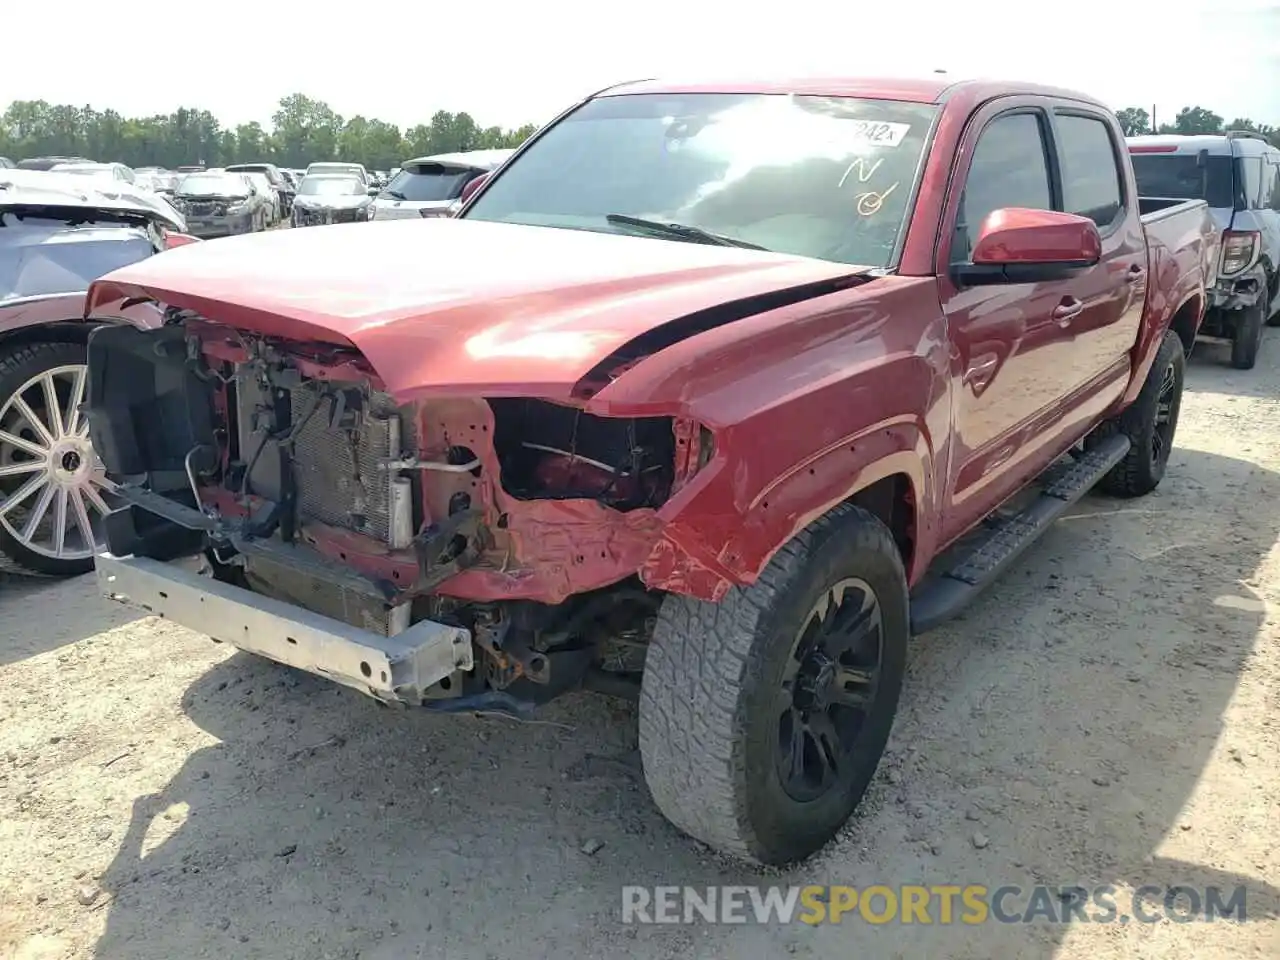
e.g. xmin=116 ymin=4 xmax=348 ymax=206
xmin=638 ymin=503 xmax=909 ymax=865
xmin=0 ymin=341 xmax=95 ymax=577
xmin=1230 ymin=302 xmax=1265 ymax=370
xmin=1087 ymin=328 xmax=1185 ymax=498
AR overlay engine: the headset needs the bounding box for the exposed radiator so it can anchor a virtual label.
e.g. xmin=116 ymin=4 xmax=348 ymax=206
xmin=234 ymin=375 xmax=415 ymax=637
xmin=236 ymin=378 xmax=411 ymax=543
xmin=288 ymin=383 xmax=398 ymax=543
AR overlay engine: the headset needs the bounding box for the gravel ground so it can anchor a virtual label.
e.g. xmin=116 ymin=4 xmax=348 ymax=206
xmin=1 ymin=332 xmax=1277 ymax=960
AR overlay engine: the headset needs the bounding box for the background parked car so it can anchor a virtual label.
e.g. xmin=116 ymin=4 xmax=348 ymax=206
xmin=48 ymin=161 xmax=137 ymax=185
xmin=305 ymin=161 xmax=369 ymax=187
xmin=0 ymin=169 xmax=194 ymax=576
xmin=0 ymin=158 xmax=14 ymax=169
xmin=169 ymin=171 xmax=266 ymax=237
xmin=371 ymin=149 xmax=513 ymax=220
xmin=15 ymin=157 xmax=91 ymax=171
xmin=1128 ymin=130 xmax=1280 ymax=369
xmin=238 ymin=171 xmax=280 ymax=226
xmin=291 ymin=174 xmax=375 ymax=226
xmin=226 ymin=162 xmax=294 ymax=218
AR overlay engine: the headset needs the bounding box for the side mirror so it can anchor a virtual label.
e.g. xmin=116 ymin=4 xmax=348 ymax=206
xmin=956 ymin=208 xmax=1102 ymax=285
xmin=458 ymin=172 xmax=490 ymax=205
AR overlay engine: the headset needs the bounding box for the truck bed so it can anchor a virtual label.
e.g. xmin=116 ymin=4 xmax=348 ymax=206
xmin=1138 ymin=196 xmax=1221 ymax=314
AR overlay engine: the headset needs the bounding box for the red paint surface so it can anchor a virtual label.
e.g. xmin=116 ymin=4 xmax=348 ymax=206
xmin=971 ymin=209 xmax=1102 ymax=265
xmin=85 ymin=77 xmax=1216 ymax=605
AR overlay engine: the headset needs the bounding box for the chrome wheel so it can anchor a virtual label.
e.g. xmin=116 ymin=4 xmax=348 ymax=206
xmin=0 ymin=364 xmax=114 ymax=561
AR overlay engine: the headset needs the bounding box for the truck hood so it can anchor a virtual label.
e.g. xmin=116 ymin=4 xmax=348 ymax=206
xmin=86 ymin=218 xmax=869 ymax=401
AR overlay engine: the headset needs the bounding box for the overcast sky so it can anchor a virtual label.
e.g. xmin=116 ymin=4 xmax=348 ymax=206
xmin=5 ymin=0 xmax=1277 ymax=131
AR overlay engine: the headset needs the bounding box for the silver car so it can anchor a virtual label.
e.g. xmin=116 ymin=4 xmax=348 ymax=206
xmin=370 ymin=149 xmax=513 ymax=221
xmin=170 ymin=171 xmax=265 ymax=237
xmin=291 ymin=174 xmax=376 ymax=226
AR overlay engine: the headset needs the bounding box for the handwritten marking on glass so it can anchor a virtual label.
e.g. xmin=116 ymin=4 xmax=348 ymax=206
xmin=838 ymin=157 xmax=884 ymax=189
xmin=853 ymin=182 xmax=900 ymax=217
xmin=844 ymin=121 xmax=911 ymax=147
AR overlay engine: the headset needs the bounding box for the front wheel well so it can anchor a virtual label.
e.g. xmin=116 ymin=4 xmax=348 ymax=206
xmin=0 ymin=320 xmax=100 ymax=353
xmin=845 ymin=473 xmax=915 ymax=574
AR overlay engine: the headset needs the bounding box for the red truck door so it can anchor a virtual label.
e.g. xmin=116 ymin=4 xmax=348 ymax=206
xmin=1044 ymin=107 xmax=1146 ymax=395
xmin=937 ymin=99 xmax=1138 ymax=543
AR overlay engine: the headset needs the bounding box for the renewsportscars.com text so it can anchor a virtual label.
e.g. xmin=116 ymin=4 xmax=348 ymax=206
xmin=620 ymin=884 xmax=1247 ymax=925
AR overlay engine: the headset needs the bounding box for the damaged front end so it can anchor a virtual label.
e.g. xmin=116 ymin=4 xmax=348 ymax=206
xmin=87 ymin=314 xmax=704 ymax=710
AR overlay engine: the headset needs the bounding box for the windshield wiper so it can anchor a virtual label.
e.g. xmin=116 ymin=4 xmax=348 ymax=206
xmin=604 ymin=214 xmax=769 ymax=251
xmin=384 ymin=189 xmax=406 ymax=200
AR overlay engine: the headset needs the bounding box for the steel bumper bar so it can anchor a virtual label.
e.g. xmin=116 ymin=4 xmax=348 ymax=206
xmin=96 ymin=553 xmax=473 ymax=705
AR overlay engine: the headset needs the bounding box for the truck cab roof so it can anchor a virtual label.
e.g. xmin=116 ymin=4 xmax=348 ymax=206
xmin=603 ymin=75 xmax=1107 ymax=108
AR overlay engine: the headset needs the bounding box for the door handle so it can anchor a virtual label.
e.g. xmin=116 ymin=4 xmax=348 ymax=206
xmin=1124 ymin=265 xmax=1144 ymax=283
xmin=1052 ymin=297 xmax=1084 ymax=326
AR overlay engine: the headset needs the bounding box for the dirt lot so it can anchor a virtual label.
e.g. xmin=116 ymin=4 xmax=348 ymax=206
xmin=1 ymin=335 xmax=1278 ymax=960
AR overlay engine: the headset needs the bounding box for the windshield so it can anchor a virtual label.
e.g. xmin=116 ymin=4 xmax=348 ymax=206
xmin=0 ymin=217 xmax=154 ymax=299
xmin=299 ymin=177 xmax=363 ymax=196
xmin=381 ymin=164 xmax=477 ymax=202
xmin=464 ymin=93 xmax=937 ymax=267
xmin=176 ymin=174 xmax=247 ymax=197
xmin=1130 ymin=153 xmax=1236 ymax=209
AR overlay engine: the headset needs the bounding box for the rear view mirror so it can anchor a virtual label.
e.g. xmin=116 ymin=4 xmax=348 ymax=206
xmin=955 ymin=208 xmax=1102 ymax=285
xmin=458 ymin=172 xmax=490 ymax=205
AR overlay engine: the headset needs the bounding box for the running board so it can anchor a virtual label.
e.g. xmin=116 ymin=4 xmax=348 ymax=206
xmin=909 ymin=434 xmax=1130 ymax=634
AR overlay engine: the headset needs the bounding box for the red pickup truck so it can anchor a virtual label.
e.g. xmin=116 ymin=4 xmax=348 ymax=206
xmin=84 ymin=76 xmax=1218 ymax=866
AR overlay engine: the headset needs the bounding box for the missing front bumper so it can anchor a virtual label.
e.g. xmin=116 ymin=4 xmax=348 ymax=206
xmin=96 ymin=553 xmax=473 ymax=705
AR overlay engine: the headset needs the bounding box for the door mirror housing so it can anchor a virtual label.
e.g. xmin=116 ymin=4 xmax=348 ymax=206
xmin=954 ymin=208 xmax=1102 ymax=285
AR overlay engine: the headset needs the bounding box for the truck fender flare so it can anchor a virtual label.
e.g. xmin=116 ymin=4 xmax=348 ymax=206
xmin=643 ymin=419 xmax=932 ymax=599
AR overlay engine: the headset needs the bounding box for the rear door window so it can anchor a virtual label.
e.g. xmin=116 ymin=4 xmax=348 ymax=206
xmin=1237 ymin=156 xmax=1265 ymax=209
xmin=954 ymin=112 xmax=1053 ymax=263
xmin=1055 ymin=114 xmax=1124 ymax=228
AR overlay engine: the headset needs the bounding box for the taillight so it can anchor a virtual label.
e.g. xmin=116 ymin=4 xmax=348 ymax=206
xmin=1221 ymin=230 xmax=1259 ymax=276
xmin=160 ymin=229 xmax=200 ymax=250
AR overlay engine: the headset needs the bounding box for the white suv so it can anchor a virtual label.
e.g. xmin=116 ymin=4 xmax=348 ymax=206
xmin=370 ymin=150 xmax=512 ymax=221
xmin=1129 ymin=130 xmax=1280 ymax=369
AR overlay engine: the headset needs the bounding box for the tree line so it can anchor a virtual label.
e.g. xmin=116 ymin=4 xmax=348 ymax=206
xmin=5 ymin=95 xmax=1277 ymax=172
xmin=1115 ymin=105 xmax=1280 ymax=145
xmin=0 ymin=93 xmax=541 ymax=171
